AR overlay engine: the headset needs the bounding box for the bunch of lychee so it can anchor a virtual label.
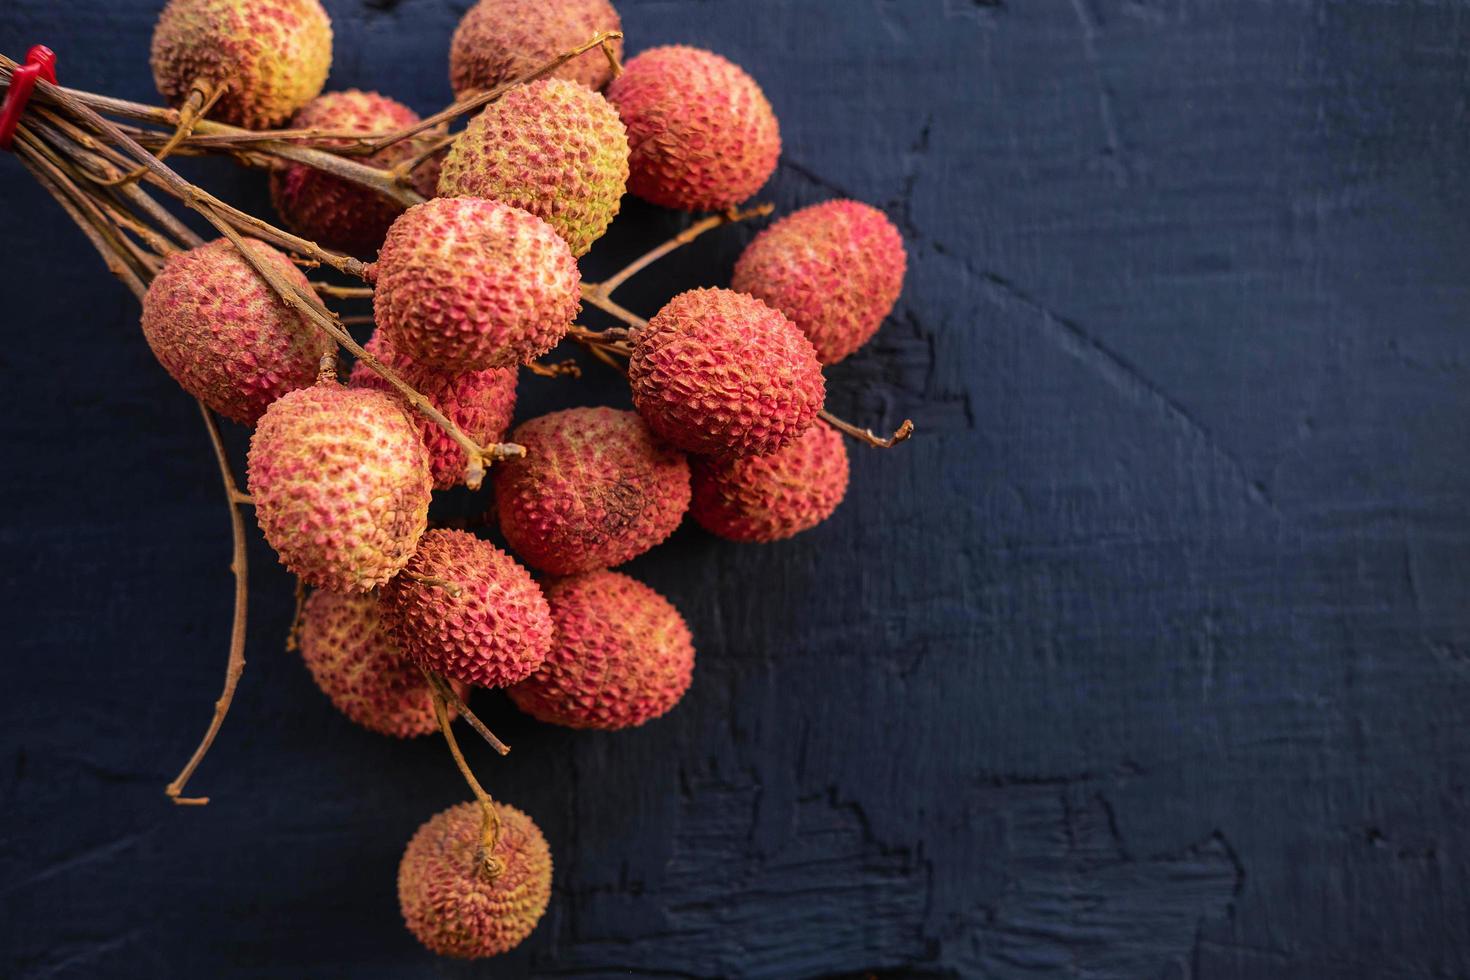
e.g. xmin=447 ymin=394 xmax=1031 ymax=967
xmin=131 ymin=0 xmax=907 ymax=960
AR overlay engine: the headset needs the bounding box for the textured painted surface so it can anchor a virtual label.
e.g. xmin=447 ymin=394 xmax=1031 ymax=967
xmin=3 ymin=1 xmax=1470 ymax=977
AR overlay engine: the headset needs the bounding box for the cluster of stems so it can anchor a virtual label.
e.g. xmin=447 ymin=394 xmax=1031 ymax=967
xmin=0 ymin=28 xmax=910 ymax=841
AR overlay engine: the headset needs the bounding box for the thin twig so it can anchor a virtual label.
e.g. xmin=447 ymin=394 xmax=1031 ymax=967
xmin=165 ymin=403 xmax=250 ymax=805
xmin=594 ymin=204 xmax=774 ymax=298
xmin=819 ymin=410 xmax=915 ymax=448
xmin=429 ymin=684 xmax=504 ymax=880
xmin=423 ymin=670 xmax=511 ymax=757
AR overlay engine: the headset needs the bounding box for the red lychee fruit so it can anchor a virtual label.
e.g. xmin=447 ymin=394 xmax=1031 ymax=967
xmin=297 ymin=589 xmax=468 ymax=738
xmin=269 ymin=90 xmax=441 ymax=256
xmin=371 ymin=197 xmax=580 ymax=371
xmin=437 ymin=78 xmax=628 ymax=257
xmin=628 ymin=287 xmax=825 ymax=458
xmin=731 ymin=200 xmax=907 ymax=363
xmin=690 ymin=421 xmax=849 ymax=542
xmin=151 ymin=0 xmax=333 ymax=129
xmin=449 ymin=0 xmax=623 ymax=97
xmin=607 ymin=45 xmax=780 ymax=211
xmin=140 ymin=238 xmax=332 ymax=425
xmin=398 ymin=800 xmax=552 ymax=958
xmin=493 ymin=407 xmax=690 ymax=575
xmin=247 ymin=382 xmax=432 ymax=592
xmin=379 ymin=530 xmax=553 ymax=688
xmin=509 ymin=570 xmax=694 ymax=730
xmin=349 ymin=332 xmax=518 ymax=490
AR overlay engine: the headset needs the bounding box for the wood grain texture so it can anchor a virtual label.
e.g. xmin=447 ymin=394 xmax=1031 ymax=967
xmin=2 ymin=0 xmax=1469 ymax=977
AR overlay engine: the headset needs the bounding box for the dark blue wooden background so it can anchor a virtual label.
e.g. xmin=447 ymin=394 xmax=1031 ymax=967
xmin=5 ymin=1 xmax=1470 ymax=977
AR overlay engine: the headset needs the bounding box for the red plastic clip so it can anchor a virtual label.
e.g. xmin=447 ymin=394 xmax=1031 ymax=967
xmin=0 ymin=45 xmax=58 ymax=152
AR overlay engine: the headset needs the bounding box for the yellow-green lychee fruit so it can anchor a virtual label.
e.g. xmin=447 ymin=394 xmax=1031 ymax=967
xmin=438 ymin=78 xmax=628 ymax=257
xmin=151 ymin=0 xmax=333 ymax=129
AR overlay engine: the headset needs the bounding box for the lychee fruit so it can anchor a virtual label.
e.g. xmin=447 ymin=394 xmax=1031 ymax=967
xmin=437 ymin=78 xmax=628 ymax=257
xmin=371 ymin=197 xmax=580 ymax=371
xmin=398 ymin=800 xmax=552 ymax=958
xmin=151 ymin=0 xmax=333 ymax=130
xmin=269 ymin=91 xmax=441 ymax=256
xmin=449 ymin=0 xmax=623 ymax=97
xmin=731 ymin=200 xmax=907 ymax=364
xmin=140 ymin=238 xmax=332 ymax=425
xmin=628 ymin=287 xmax=825 ymax=458
xmin=607 ymin=45 xmax=780 ymax=211
xmin=349 ymin=332 xmax=517 ymax=490
xmin=297 ymin=589 xmax=468 ymax=738
xmin=494 ymin=408 xmax=690 ymax=575
xmin=690 ymin=422 xmax=849 ymax=542
xmin=379 ymin=530 xmax=553 ymax=688
xmin=509 ymin=570 xmax=694 ymax=730
xmin=248 ymin=382 xmax=432 ymax=592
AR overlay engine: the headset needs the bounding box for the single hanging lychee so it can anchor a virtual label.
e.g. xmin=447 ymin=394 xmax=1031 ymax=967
xmin=297 ymin=590 xmax=467 ymax=738
xmin=690 ymin=422 xmax=850 ymax=542
xmin=437 ymin=78 xmax=629 ymax=257
xmin=494 ymin=408 xmax=690 ymax=575
xmin=509 ymin=570 xmax=694 ymax=730
xmin=379 ymin=530 xmax=553 ymax=688
xmin=449 ymin=0 xmax=623 ymax=97
xmin=349 ymin=332 xmax=517 ymax=490
xmin=371 ymin=198 xmax=580 ymax=371
xmin=248 ymin=382 xmax=431 ymax=592
xmin=399 ymin=800 xmax=552 ymax=958
xmin=270 ymin=90 xmax=441 ymax=256
xmin=628 ymin=287 xmax=825 ymax=458
xmin=731 ymin=199 xmax=908 ymax=363
xmin=140 ymin=238 xmax=332 ymax=425
xmin=607 ymin=45 xmax=780 ymax=211
xmin=150 ymin=0 xmax=333 ymax=129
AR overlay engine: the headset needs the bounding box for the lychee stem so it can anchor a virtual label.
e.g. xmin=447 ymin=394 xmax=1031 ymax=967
xmin=579 ymin=285 xmax=648 ymax=330
xmin=359 ymin=30 xmax=626 ymax=155
xmin=592 ymin=204 xmax=775 ymax=299
xmin=164 ymin=403 xmax=251 ymax=806
xmin=98 ymin=79 xmax=224 ymax=188
xmin=311 ymin=283 xmax=373 ymax=300
xmin=429 ymin=682 xmax=505 ymax=881
xmin=526 ymin=358 xmax=582 ymax=379
xmin=422 ymin=670 xmax=511 ymax=757
xmin=818 ymin=410 xmax=915 ymax=449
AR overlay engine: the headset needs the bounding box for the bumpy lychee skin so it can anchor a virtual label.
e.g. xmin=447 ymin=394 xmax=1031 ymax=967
xmin=298 ymin=590 xmax=468 ymax=738
xmin=731 ymin=200 xmax=907 ymax=363
xmin=438 ymin=78 xmax=629 ymax=257
xmin=140 ymin=238 xmax=332 ymax=425
xmin=607 ymin=46 xmax=781 ymax=211
xmin=371 ymin=198 xmax=580 ymax=371
xmin=151 ymin=0 xmax=332 ymax=129
xmin=691 ymin=422 xmax=849 ymax=542
xmin=494 ymin=408 xmax=690 ymax=575
xmin=449 ymin=0 xmax=623 ymax=97
xmin=629 ymin=288 xmax=825 ymax=458
xmin=270 ymin=91 xmax=441 ymax=256
xmin=248 ymin=383 xmax=432 ymax=592
xmin=398 ymin=801 xmax=552 ymax=958
xmin=350 ymin=333 xmax=517 ymax=490
xmin=379 ymin=530 xmax=553 ymax=688
xmin=509 ymin=571 xmax=694 ymax=730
